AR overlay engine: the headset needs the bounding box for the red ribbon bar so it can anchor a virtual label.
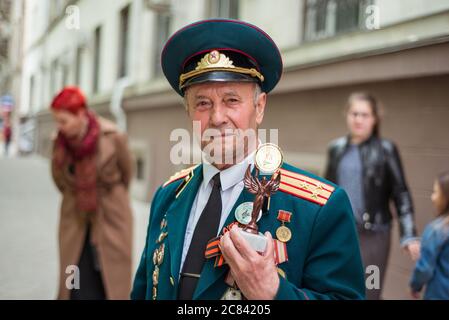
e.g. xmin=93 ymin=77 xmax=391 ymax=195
xmin=273 ymin=239 xmax=288 ymax=264
xmin=277 ymin=210 xmax=292 ymax=223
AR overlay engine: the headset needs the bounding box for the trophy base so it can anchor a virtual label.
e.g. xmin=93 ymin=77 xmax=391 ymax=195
xmin=238 ymin=228 xmax=267 ymax=252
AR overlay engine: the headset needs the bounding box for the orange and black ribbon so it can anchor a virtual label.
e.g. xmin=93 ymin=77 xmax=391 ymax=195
xmin=204 ymin=221 xmax=239 ymax=267
xmin=205 ymin=237 xmax=220 ymax=259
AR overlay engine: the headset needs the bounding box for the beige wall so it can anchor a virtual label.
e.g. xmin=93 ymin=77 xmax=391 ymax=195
xmin=126 ymin=103 xmax=189 ymax=199
xmin=259 ymin=74 xmax=449 ymax=299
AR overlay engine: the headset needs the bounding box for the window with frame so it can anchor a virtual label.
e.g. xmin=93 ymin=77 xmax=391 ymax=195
xmin=136 ymin=156 xmax=145 ymax=181
xmin=40 ymin=66 xmax=46 ymax=109
xmin=304 ymin=0 xmax=373 ymax=42
xmin=49 ymin=0 xmax=66 ymax=22
xmin=0 ymin=39 xmax=8 ymax=61
xmin=92 ymin=25 xmax=102 ymax=93
xmin=118 ymin=4 xmax=130 ymax=78
xmin=153 ymin=12 xmax=171 ymax=77
xmin=50 ymin=58 xmax=58 ymax=97
xmin=61 ymin=59 xmax=69 ymax=87
xmin=208 ymin=0 xmax=239 ymax=19
xmin=29 ymin=74 xmax=35 ymax=113
xmin=75 ymin=46 xmax=83 ymax=86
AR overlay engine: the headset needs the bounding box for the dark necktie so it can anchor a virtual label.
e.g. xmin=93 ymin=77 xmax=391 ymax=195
xmin=178 ymin=173 xmax=222 ymax=299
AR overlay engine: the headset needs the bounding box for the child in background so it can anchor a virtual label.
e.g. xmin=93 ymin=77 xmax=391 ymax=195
xmin=410 ymin=171 xmax=449 ymax=300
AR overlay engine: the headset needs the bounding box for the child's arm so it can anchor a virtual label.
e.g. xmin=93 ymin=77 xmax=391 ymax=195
xmin=409 ymin=223 xmax=445 ymax=293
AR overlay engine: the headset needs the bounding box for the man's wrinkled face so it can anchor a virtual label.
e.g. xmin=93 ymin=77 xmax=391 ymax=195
xmin=185 ymin=82 xmax=266 ymax=169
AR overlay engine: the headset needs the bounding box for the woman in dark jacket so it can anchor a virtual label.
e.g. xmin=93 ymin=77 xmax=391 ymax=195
xmin=324 ymin=92 xmax=420 ymax=300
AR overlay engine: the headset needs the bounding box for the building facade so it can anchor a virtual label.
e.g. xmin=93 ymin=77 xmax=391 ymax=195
xmin=12 ymin=0 xmax=449 ymax=299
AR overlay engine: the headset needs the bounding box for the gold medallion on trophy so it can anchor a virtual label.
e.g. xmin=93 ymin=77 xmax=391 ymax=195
xmin=255 ymin=143 xmax=283 ymax=174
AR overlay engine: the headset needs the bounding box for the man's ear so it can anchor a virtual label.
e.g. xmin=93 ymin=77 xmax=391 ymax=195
xmin=184 ymin=90 xmax=192 ymax=117
xmin=185 ymin=102 xmax=192 ymax=117
xmin=255 ymin=92 xmax=267 ymax=125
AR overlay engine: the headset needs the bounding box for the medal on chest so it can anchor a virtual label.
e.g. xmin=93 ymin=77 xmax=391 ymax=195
xmin=276 ymin=210 xmax=292 ymax=243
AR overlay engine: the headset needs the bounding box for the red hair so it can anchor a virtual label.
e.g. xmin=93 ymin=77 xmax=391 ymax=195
xmin=50 ymin=86 xmax=87 ymax=114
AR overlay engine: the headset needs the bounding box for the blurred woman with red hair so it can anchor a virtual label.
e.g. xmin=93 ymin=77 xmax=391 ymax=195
xmin=50 ymin=86 xmax=133 ymax=300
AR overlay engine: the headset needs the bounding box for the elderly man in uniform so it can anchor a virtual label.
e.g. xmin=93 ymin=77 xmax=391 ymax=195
xmin=131 ymin=19 xmax=365 ymax=300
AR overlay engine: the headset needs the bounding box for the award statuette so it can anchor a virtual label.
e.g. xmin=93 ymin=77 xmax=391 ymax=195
xmin=237 ymin=144 xmax=283 ymax=252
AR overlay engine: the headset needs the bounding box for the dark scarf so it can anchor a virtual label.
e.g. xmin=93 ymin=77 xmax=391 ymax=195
xmin=54 ymin=111 xmax=100 ymax=212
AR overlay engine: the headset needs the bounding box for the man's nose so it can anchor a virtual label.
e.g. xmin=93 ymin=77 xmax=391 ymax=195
xmin=210 ymin=103 xmax=228 ymax=127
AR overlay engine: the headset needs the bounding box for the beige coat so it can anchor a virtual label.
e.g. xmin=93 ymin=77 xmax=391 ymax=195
xmin=51 ymin=117 xmax=133 ymax=300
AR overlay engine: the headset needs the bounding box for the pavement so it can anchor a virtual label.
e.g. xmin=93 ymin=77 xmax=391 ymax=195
xmin=0 ymin=153 xmax=150 ymax=299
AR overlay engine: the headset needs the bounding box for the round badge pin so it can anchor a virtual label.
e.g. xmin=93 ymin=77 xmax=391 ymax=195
xmin=235 ymin=202 xmax=262 ymax=225
xmin=255 ymin=143 xmax=283 ymax=174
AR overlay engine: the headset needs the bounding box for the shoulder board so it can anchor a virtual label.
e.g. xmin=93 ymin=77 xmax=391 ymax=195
xmin=278 ymin=168 xmax=335 ymax=206
xmin=162 ymin=165 xmax=199 ymax=188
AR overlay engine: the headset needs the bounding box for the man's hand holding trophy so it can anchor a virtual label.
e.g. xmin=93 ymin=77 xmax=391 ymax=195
xmin=237 ymin=143 xmax=284 ymax=252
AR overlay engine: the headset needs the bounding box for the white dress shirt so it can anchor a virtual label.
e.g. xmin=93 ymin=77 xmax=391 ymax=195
xmin=179 ymin=152 xmax=255 ymax=275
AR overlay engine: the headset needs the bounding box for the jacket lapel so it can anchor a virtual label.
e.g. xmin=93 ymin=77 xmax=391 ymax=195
xmin=165 ymin=165 xmax=203 ymax=296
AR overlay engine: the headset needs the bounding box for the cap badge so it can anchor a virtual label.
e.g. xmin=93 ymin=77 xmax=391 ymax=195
xmin=207 ymin=50 xmax=221 ymax=64
xmin=198 ymin=50 xmax=235 ymax=69
xmin=179 ymin=51 xmax=264 ymax=89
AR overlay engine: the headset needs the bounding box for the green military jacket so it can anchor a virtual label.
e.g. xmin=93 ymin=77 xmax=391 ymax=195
xmin=131 ymin=162 xmax=365 ymax=300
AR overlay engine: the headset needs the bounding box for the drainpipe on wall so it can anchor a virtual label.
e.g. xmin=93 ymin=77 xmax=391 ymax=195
xmin=110 ymin=77 xmax=131 ymax=132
